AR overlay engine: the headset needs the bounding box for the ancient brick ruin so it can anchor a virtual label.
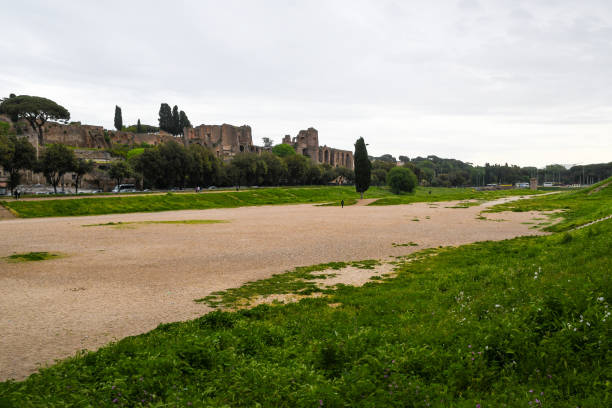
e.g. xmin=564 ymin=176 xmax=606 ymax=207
xmin=0 ymin=115 xmax=353 ymax=192
xmin=282 ymin=127 xmax=353 ymax=169
xmin=3 ymin=114 xmax=352 ymax=168
xmin=184 ymin=124 xmax=353 ymax=168
xmin=183 ymin=124 xmax=265 ymax=158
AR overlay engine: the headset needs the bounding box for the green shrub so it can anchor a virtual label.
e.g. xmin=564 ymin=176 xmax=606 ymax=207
xmin=386 ymin=166 xmax=417 ymax=194
xmin=0 ymin=121 xmax=13 ymax=136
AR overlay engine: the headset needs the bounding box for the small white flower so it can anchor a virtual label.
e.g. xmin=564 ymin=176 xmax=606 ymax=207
xmin=495 ymin=304 xmax=501 ymax=308
xmin=597 ymin=297 xmax=605 ymax=302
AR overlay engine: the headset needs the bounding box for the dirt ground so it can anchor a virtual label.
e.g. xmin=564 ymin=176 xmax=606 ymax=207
xmin=0 ymin=197 xmax=553 ymax=380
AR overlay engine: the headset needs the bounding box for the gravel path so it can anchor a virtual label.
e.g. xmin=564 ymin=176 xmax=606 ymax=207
xmin=0 ymin=205 xmax=15 ymax=220
xmin=0 ymin=197 xmax=551 ymax=380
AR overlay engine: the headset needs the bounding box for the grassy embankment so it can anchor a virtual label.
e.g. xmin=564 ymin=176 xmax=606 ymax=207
xmin=485 ymin=178 xmax=612 ymax=232
xmin=0 ymin=180 xmax=610 ymax=406
xmin=369 ymin=187 xmax=541 ymax=206
xmin=1 ymin=186 xmax=540 ymax=218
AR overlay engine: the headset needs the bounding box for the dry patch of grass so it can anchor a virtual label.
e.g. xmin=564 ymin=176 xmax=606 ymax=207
xmin=82 ymin=219 xmax=229 ymax=228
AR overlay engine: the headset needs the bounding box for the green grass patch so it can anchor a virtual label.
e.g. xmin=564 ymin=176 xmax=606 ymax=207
xmin=486 ymin=177 xmax=612 ymax=231
xmin=1 ymin=186 xmax=540 ymax=218
xmin=196 ymin=260 xmax=380 ymax=308
xmin=391 ymin=241 xmax=419 ymax=247
xmin=82 ymin=219 xmax=228 ymax=228
xmin=446 ymin=200 xmax=482 ymax=208
xmin=4 ymin=252 xmax=62 ymax=263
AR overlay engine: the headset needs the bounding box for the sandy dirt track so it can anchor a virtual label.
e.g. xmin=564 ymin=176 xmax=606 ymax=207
xmin=0 ymin=198 xmax=550 ymax=380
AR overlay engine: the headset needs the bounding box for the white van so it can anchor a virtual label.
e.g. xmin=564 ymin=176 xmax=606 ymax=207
xmin=112 ymin=184 xmax=137 ymax=193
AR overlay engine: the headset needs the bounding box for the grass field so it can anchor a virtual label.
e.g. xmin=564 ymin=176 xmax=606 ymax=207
xmin=1 ymin=186 xmax=541 ymax=218
xmin=0 ymin=181 xmax=610 ymax=406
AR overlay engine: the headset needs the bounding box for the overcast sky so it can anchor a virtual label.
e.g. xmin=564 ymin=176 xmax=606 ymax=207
xmin=2 ymin=0 xmax=611 ymax=167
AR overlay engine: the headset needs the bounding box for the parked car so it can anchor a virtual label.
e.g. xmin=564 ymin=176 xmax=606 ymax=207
xmin=207 ymin=186 xmax=217 ymax=190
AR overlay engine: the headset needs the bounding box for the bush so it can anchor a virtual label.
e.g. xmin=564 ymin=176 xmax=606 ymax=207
xmin=386 ymin=167 xmax=417 ymax=194
xmin=127 ymin=148 xmax=145 ymax=160
xmin=0 ymin=121 xmax=14 ymax=136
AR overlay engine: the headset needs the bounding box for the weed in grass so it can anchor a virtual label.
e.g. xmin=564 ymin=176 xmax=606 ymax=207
xmin=4 ymin=251 xmax=62 ymax=262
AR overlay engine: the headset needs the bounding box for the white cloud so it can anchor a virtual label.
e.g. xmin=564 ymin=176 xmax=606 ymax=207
xmin=1 ymin=0 xmax=611 ymax=166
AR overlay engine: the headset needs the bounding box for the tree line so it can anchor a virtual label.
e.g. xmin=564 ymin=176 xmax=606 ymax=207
xmin=0 ymin=134 xmax=93 ymax=194
xmin=120 ymin=141 xmax=355 ymax=189
xmin=2 ymin=94 xmax=610 ymax=193
xmin=370 ymin=153 xmax=612 ymax=187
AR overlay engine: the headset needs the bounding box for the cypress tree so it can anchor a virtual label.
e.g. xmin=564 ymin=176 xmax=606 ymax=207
xmin=136 ymin=119 xmax=142 ymax=133
xmin=114 ymin=105 xmax=123 ymax=131
xmin=354 ymin=137 xmax=371 ymax=199
xmin=178 ymin=110 xmax=191 ymax=132
xmin=171 ymin=105 xmax=180 ymax=135
xmin=158 ymin=103 xmax=172 ymax=133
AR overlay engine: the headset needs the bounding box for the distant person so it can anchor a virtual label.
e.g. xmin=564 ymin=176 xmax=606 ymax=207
xmin=341 ymin=199 xmax=344 ymax=208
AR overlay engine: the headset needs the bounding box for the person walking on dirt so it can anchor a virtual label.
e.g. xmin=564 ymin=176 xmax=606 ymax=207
xmin=341 ymin=199 xmax=344 ymax=208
